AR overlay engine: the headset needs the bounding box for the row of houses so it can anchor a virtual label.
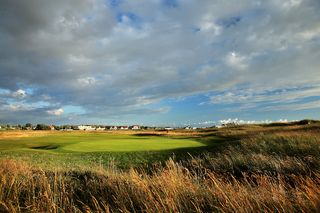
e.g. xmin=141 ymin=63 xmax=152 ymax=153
xmin=76 ymin=125 xmax=141 ymax=131
xmin=1 ymin=124 xmax=201 ymax=131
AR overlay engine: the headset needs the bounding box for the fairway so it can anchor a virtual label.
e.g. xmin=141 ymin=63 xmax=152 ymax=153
xmin=0 ymin=131 xmax=206 ymax=153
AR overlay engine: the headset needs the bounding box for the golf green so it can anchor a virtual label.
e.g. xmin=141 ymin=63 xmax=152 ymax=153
xmin=0 ymin=132 xmax=206 ymax=153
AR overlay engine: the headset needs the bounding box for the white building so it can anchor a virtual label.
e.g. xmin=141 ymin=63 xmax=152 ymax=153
xmin=96 ymin=127 xmax=105 ymax=131
xmin=78 ymin=125 xmax=95 ymax=131
xmin=132 ymin=125 xmax=140 ymax=130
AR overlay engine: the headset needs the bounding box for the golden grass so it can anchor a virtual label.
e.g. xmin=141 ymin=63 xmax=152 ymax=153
xmin=0 ymin=129 xmax=203 ymax=139
xmin=0 ymin=130 xmax=54 ymax=139
xmin=0 ymin=158 xmax=319 ymax=213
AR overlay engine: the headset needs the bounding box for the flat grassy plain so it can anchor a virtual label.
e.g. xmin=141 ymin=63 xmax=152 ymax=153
xmin=0 ymin=132 xmax=206 ymax=152
xmin=0 ymin=131 xmax=223 ymax=170
xmin=0 ymin=124 xmax=320 ymax=212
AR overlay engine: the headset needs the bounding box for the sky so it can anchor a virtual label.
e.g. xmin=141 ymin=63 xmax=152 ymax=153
xmin=0 ymin=0 xmax=320 ymax=126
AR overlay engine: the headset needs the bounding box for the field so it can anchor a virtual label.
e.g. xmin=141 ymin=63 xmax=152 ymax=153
xmin=0 ymin=132 xmax=207 ymax=153
xmin=0 ymin=124 xmax=320 ymax=212
xmin=0 ymin=131 xmax=223 ymax=170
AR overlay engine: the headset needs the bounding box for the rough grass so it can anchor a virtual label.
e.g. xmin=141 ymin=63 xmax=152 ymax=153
xmin=0 ymin=158 xmax=319 ymax=212
xmin=180 ymin=130 xmax=320 ymax=178
xmin=0 ymin=125 xmax=320 ymax=212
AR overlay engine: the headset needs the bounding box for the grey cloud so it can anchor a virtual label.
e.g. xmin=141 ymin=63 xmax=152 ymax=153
xmin=209 ymin=85 xmax=320 ymax=111
xmin=261 ymin=100 xmax=320 ymax=111
xmin=0 ymin=0 xmax=320 ymax=123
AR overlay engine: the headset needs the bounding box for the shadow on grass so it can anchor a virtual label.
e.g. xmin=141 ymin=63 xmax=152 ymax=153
xmin=100 ymin=135 xmax=240 ymax=170
xmin=134 ymin=133 xmax=163 ymax=136
xmin=30 ymin=145 xmax=60 ymax=150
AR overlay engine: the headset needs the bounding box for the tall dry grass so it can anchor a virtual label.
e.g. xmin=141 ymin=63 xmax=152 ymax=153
xmin=0 ymin=158 xmax=319 ymax=212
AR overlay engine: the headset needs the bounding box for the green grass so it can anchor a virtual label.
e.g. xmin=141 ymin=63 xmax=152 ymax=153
xmin=0 ymin=133 xmax=206 ymax=152
xmin=0 ymin=132 xmax=223 ymax=169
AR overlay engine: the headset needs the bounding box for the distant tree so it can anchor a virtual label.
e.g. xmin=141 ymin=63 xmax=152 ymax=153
xmin=63 ymin=125 xmax=71 ymax=129
xmin=71 ymin=125 xmax=79 ymax=130
xmin=25 ymin=123 xmax=32 ymax=128
xmin=54 ymin=125 xmax=61 ymax=130
xmin=35 ymin=124 xmax=50 ymax=130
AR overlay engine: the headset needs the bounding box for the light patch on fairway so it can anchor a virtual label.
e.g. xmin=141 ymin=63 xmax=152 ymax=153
xmin=62 ymin=136 xmax=205 ymax=152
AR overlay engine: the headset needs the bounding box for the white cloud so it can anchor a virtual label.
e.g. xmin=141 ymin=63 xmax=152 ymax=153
xmin=68 ymin=55 xmax=92 ymax=66
xmin=47 ymin=108 xmax=64 ymax=116
xmin=77 ymin=77 xmax=96 ymax=86
xmin=226 ymin=52 xmax=248 ymax=70
xmin=298 ymin=26 xmax=320 ymax=41
xmin=199 ymin=21 xmax=222 ymax=37
xmin=219 ymin=118 xmax=289 ymax=125
xmin=12 ymin=89 xmax=27 ymax=99
xmin=7 ymin=104 xmax=31 ymax=112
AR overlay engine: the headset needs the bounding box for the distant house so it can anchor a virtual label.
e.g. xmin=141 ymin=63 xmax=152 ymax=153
xmin=164 ymin=127 xmax=173 ymax=130
xmin=120 ymin=126 xmax=129 ymax=130
xmin=78 ymin=125 xmax=95 ymax=131
xmin=48 ymin=125 xmax=55 ymax=131
xmin=184 ymin=126 xmax=191 ymax=130
xmin=131 ymin=125 xmax=140 ymax=130
xmin=96 ymin=127 xmax=105 ymax=131
xmin=110 ymin=126 xmax=118 ymax=130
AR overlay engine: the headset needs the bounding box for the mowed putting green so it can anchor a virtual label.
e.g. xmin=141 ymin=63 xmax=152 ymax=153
xmin=0 ymin=132 xmax=207 ymax=153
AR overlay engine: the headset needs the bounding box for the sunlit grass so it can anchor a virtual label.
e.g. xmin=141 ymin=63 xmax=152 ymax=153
xmin=0 ymin=132 xmax=206 ymax=152
xmin=0 ymin=131 xmax=223 ymax=170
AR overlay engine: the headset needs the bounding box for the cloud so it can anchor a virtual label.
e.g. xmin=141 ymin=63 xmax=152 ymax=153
xmin=0 ymin=0 xmax=320 ymax=124
xmin=209 ymin=85 xmax=320 ymax=111
xmin=261 ymin=100 xmax=320 ymax=111
xmin=47 ymin=108 xmax=64 ymax=116
xmin=219 ymin=118 xmax=289 ymax=125
xmin=226 ymin=52 xmax=248 ymax=70
xmin=12 ymin=89 xmax=27 ymax=99
xmin=77 ymin=77 xmax=96 ymax=87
